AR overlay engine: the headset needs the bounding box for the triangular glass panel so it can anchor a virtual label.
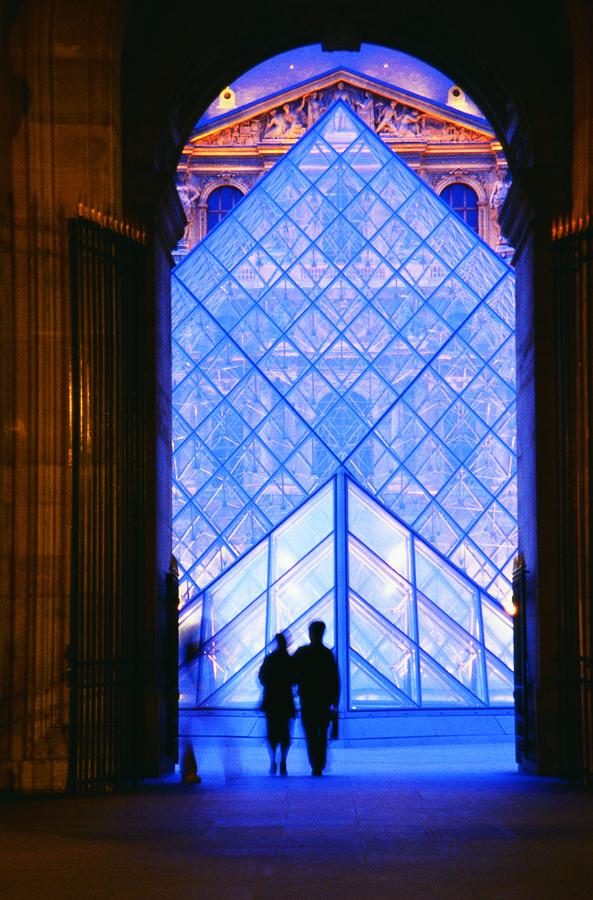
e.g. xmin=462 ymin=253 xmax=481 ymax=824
xmin=282 ymin=591 xmax=336 ymax=654
xmin=417 ymin=592 xmax=486 ymax=701
xmin=198 ymin=648 xmax=266 ymax=708
xmin=419 ymin=651 xmax=482 ymax=707
xmin=349 ymin=592 xmax=419 ymax=704
xmin=270 ymin=538 xmax=334 ymax=634
xmin=485 ymin=652 xmax=514 ymax=706
xmin=350 ymin=651 xmax=417 ymax=709
xmin=197 ymin=592 xmax=268 ymax=704
xmin=348 ymin=536 xmax=414 ymax=638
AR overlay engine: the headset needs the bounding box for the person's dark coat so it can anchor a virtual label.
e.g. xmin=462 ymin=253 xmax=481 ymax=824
xmin=292 ymin=642 xmax=339 ymax=714
xmin=258 ymin=648 xmax=296 ymax=719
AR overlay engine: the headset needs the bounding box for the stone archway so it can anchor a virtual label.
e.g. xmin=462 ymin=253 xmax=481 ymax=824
xmin=120 ymin=2 xmax=576 ymax=777
xmin=4 ymin=0 xmax=589 ymax=792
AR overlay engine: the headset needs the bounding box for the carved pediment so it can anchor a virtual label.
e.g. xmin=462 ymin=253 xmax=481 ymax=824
xmin=189 ymin=69 xmax=494 ymax=151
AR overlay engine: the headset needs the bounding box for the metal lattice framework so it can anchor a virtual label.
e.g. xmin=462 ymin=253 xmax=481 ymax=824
xmin=178 ymin=474 xmax=514 ymax=709
xmin=172 ymin=102 xmax=516 ymax=709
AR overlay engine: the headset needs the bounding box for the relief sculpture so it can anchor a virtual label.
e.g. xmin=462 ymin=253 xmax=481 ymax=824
xmin=197 ymin=83 xmax=485 ymax=146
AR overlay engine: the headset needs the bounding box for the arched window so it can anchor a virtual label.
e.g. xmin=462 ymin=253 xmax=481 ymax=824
xmin=206 ymin=186 xmax=242 ymax=233
xmin=440 ymin=183 xmax=479 ymax=232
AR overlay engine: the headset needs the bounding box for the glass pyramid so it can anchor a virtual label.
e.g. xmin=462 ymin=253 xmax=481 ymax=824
xmin=178 ymin=474 xmax=514 ymax=709
xmin=172 ymin=101 xmax=516 ymax=615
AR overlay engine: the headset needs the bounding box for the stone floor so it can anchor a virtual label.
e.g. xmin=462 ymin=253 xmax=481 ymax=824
xmin=1 ymin=741 xmax=592 ymax=899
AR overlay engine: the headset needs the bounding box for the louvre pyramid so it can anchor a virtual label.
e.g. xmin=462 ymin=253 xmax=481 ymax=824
xmin=178 ymin=475 xmax=514 ymax=709
xmin=172 ymin=101 xmax=517 ymax=610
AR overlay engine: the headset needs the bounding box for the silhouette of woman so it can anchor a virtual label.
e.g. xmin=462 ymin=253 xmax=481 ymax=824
xmin=258 ymin=633 xmax=295 ymax=775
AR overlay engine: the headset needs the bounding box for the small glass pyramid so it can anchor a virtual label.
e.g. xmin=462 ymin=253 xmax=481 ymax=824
xmin=172 ymin=101 xmax=516 ymax=616
xmin=178 ymin=475 xmax=514 ymax=709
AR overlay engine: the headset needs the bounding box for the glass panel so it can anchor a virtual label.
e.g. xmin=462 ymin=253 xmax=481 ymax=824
xmin=254 ymin=469 xmax=307 ymax=525
xmin=414 ymin=503 xmax=463 ymax=555
xmin=230 ymin=307 xmax=281 ymax=361
xmin=378 ymin=467 xmax=432 ymax=524
xmin=432 ymin=336 xmax=482 ymax=393
xmin=348 ymin=480 xmax=411 ymax=577
xmin=437 ymin=468 xmax=492 ymax=531
xmin=317 ymin=400 xmax=367 ymax=459
xmin=173 ymin=502 xmax=218 ymax=572
xmin=270 ymin=536 xmax=334 ymax=634
xmin=347 ymin=434 xmax=394 ymax=492
xmin=426 ymin=214 xmax=476 ymax=267
xmin=288 ymin=307 xmax=339 ymax=361
xmin=224 ymin=505 xmax=270 ymax=556
xmin=200 ymin=650 xmax=266 ymax=708
xmin=203 ymin=539 xmax=268 ymax=639
xmin=349 ymin=537 xmax=414 ymax=638
xmin=468 ymin=502 xmax=518 ymax=569
xmin=175 ymin=247 xmax=226 ymax=301
xmin=371 ymin=216 xmax=421 ymax=268
xmin=345 ymin=307 xmax=395 ymax=360
xmin=419 ymin=652 xmax=480 ymax=707
xmin=288 ymin=187 xmax=338 ymax=239
xmin=459 ymin=304 xmax=511 ymax=363
xmin=207 ymin=217 xmax=255 ymax=269
xmin=456 ymin=245 xmax=506 ymax=298
xmin=486 ymin=271 xmax=515 ymax=327
xmin=417 ymin=594 xmax=486 ymax=701
xmin=398 ymin=189 xmax=447 ymax=238
xmin=173 ymin=434 xmax=218 ymax=496
xmin=481 ymin=596 xmax=514 ymax=669
xmin=406 ymin=434 xmax=459 ymax=496
xmin=350 ymin=652 xmax=415 ymax=709
xmin=284 ymin=436 xmax=339 ymax=492
xmin=485 ymin=652 xmax=514 ymax=706
xmin=261 ymin=218 xmax=311 ymax=270
xmin=271 ymin=482 xmax=334 ymax=581
xmin=466 ymin=434 xmax=514 ymax=495
xmin=401 ymin=305 xmax=452 ymax=359
xmin=349 ymin=593 xmax=419 ymax=704
xmin=282 ymin=592 xmax=336 ymax=654
xmin=188 ymin=538 xmax=236 ymax=592
xmin=178 ymin=598 xmax=203 ymax=706
xmin=345 ymin=371 xmax=396 ymax=429
xmin=197 ymin=595 xmax=267 ymax=704
xmin=415 ymin=540 xmax=481 ymax=637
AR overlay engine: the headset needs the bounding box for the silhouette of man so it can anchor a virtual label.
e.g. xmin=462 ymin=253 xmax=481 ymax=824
xmin=293 ymin=621 xmax=340 ymax=776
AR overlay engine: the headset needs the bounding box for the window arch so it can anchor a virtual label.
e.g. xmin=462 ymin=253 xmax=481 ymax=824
xmin=440 ymin=182 xmax=479 ymax=232
xmin=206 ymin=185 xmax=243 ymax=232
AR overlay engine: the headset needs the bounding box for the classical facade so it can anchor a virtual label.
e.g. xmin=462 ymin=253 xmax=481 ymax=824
xmin=175 ymin=69 xmax=510 ymax=260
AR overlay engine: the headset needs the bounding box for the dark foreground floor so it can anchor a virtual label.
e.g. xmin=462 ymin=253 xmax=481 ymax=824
xmin=1 ymin=743 xmax=592 ymax=899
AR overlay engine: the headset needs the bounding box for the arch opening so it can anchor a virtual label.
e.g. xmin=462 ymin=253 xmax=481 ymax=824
xmin=170 ymin=45 xmax=517 ymax=745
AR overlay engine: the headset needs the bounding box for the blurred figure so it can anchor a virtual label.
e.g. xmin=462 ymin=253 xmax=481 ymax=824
xmin=293 ymin=621 xmax=340 ymax=776
xmin=180 ymin=740 xmax=201 ymax=784
xmin=258 ymin=633 xmax=295 ymax=775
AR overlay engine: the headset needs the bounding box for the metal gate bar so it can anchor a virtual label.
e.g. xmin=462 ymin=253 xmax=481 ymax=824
xmin=69 ymin=212 xmax=148 ymax=792
xmin=553 ymin=218 xmax=593 ymax=782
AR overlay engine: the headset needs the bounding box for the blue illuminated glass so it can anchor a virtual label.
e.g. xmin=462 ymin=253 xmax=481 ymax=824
xmin=178 ymin=476 xmax=514 ymax=709
xmin=173 ymin=102 xmax=516 ymax=708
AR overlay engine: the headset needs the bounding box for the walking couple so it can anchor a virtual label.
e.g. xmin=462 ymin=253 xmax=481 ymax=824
xmin=258 ymin=621 xmax=340 ymax=777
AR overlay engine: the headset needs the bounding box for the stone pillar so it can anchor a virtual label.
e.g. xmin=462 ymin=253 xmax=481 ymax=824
xmin=501 ymin=158 xmax=573 ymax=775
xmin=0 ymin=0 xmax=124 ymax=791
